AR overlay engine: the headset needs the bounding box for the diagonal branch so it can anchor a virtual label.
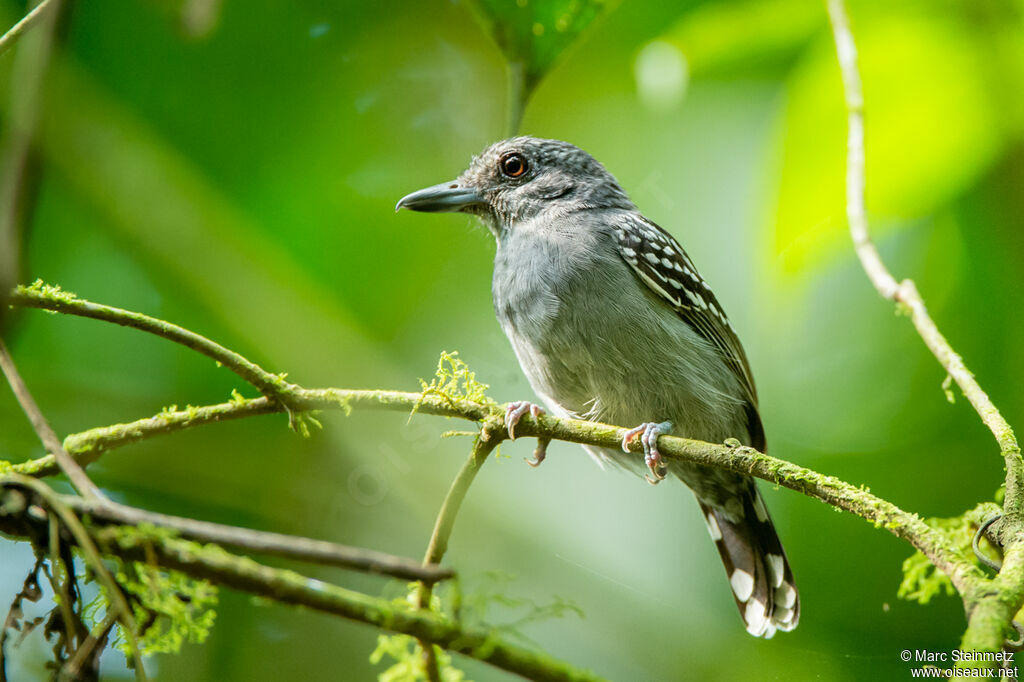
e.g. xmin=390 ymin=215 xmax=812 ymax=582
xmin=0 ymin=0 xmax=56 ymax=58
xmin=825 ymin=0 xmax=1021 ymax=503
xmin=10 ymin=283 xmax=303 ymax=409
xmin=66 ymin=493 xmax=454 ymax=584
xmin=0 ymin=338 xmax=107 ymax=502
xmin=414 ymin=432 xmax=501 ymax=681
xmin=827 ymin=0 xmax=1024 ymax=655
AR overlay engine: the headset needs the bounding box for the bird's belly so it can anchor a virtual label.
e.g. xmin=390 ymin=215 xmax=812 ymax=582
xmin=500 ymin=284 xmax=746 ymax=446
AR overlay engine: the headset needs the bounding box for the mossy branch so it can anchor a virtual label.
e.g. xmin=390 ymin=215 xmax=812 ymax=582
xmin=0 ymin=481 xmax=604 ymax=682
xmin=5 ymin=268 xmax=1012 ymax=673
xmin=827 ymin=0 xmax=1022 ymax=659
xmin=7 ymin=375 xmax=979 ymax=596
xmin=6 ymin=270 xmax=1016 ymax=672
xmin=10 ymin=281 xmax=305 ymax=412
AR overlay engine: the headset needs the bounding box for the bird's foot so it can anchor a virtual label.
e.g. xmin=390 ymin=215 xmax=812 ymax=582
xmin=621 ymin=420 xmax=672 ymax=484
xmin=504 ymin=401 xmax=544 ymax=441
xmin=526 ymin=437 xmax=551 ymax=468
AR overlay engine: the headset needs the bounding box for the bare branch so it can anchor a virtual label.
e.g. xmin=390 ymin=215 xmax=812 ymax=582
xmin=0 ymin=0 xmax=56 ymax=59
xmin=0 ymin=338 xmax=107 ymax=502
xmin=415 ymin=433 xmax=501 ymax=680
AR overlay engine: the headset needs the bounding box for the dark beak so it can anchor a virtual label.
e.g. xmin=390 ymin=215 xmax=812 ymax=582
xmin=395 ymin=181 xmax=485 ymax=213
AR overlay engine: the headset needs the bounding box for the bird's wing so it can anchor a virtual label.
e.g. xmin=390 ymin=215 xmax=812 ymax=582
xmin=613 ymin=214 xmax=759 ymax=410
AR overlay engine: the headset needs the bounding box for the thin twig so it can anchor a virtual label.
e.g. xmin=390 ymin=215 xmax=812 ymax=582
xmin=62 ymin=611 xmax=117 ymax=680
xmin=825 ymin=0 xmax=1020 ymax=491
xmin=10 ymin=284 xmax=301 ymax=407
xmin=7 ymin=474 xmax=148 ymax=681
xmin=827 ymin=0 xmax=1024 ymax=656
xmin=0 ymin=0 xmax=61 ymax=330
xmin=67 ymin=494 xmax=454 ymax=584
xmin=0 ymin=0 xmax=55 ymax=58
xmin=47 ymin=514 xmax=78 ymax=654
xmin=0 ymin=338 xmax=107 ymax=502
xmin=415 ymin=433 xmax=500 ymax=681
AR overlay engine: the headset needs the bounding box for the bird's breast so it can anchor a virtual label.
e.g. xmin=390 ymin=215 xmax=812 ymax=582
xmin=490 ymin=217 xmax=747 ymax=440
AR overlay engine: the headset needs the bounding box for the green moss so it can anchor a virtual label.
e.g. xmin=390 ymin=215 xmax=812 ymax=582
xmin=292 ymin=411 xmax=323 ymax=438
xmin=18 ymin=279 xmax=78 ymax=304
xmin=115 ymin=561 xmax=218 ymax=656
xmin=898 ymin=503 xmax=999 ymax=605
xmin=899 ymin=550 xmax=956 ymax=604
xmin=84 ymin=529 xmax=219 ymax=658
xmin=412 ymin=351 xmax=497 ymax=419
xmin=158 ymin=404 xmax=179 ymax=420
xmin=370 ymin=595 xmax=467 ymax=682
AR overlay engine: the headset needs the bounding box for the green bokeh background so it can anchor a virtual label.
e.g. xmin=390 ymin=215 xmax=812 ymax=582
xmin=2 ymin=0 xmax=1023 ymax=679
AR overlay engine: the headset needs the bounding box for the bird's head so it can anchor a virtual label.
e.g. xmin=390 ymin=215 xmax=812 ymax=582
xmin=396 ymin=137 xmax=633 ymax=235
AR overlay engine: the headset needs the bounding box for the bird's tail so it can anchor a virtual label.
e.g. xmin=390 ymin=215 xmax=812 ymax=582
xmin=699 ymin=486 xmax=799 ymax=638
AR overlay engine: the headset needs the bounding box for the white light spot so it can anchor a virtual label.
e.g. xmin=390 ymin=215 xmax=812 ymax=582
xmin=661 ymin=257 xmax=673 ymax=268
xmin=622 ymin=247 xmax=636 ymax=258
xmin=685 ymin=290 xmax=704 ymax=308
xmin=730 ymin=569 xmax=754 ymax=602
xmin=774 ymin=605 xmax=794 ymax=625
xmin=644 ymin=251 xmax=660 ymax=265
xmin=635 ymin=40 xmax=689 ymax=111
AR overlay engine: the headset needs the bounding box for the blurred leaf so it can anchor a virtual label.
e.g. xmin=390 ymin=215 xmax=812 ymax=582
xmin=772 ymin=8 xmax=1005 ymax=274
xmin=467 ymin=0 xmax=609 ymax=94
xmin=658 ymin=0 xmax=823 ymax=76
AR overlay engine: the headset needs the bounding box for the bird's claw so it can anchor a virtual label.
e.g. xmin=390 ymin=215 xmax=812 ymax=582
xmin=504 ymin=401 xmax=544 ymax=441
xmin=526 ymin=437 xmax=551 ymax=467
xmin=621 ymin=421 xmax=672 ymax=484
xmin=973 ymin=514 xmax=1003 ymax=572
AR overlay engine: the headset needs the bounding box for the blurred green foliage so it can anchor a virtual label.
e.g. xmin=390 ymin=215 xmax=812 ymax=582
xmin=1 ymin=0 xmax=1023 ymax=679
xmin=468 ymin=0 xmax=608 ymax=95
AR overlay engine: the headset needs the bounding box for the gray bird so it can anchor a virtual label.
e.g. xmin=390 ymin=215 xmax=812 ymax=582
xmin=396 ymin=136 xmax=798 ymax=638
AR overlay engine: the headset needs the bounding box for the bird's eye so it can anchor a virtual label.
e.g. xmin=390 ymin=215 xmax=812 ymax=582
xmin=499 ymin=153 xmax=527 ymax=178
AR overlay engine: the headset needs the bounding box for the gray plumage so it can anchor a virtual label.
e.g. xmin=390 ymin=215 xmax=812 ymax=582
xmin=397 ymin=136 xmax=798 ymax=637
